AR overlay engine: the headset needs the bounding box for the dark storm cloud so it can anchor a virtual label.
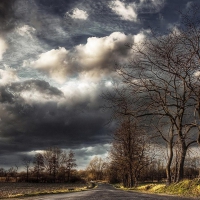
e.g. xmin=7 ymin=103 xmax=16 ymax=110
xmin=0 ymin=79 xmax=111 ymax=163
xmin=0 ymin=0 xmax=18 ymax=32
xmin=35 ymin=0 xmax=79 ymax=16
xmin=0 ymin=79 xmax=63 ymax=103
xmin=138 ymin=0 xmax=200 ymax=31
xmin=8 ymin=80 xmax=63 ymax=97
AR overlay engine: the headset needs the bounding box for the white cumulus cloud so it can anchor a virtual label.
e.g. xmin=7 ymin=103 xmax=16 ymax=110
xmin=109 ymin=0 xmax=165 ymax=21
xmin=30 ymin=47 xmax=73 ymax=84
xmin=66 ymin=8 xmax=88 ymax=20
xmin=59 ymin=80 xmax=98 ymax=107
xmin=0 ymin=66 xmax=19 ymax=85
xmin=30 ymin=31 xmax=148 ymax=83
xmin=109 ymin=0 xmax=137 ymax=21
xmin=75 ymin=31 xmax=148 ymax=81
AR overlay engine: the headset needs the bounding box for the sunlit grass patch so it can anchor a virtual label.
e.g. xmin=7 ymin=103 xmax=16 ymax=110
xmin=136 ymin=185 xmax=146 ymax=190
xmin=134 ymin=183 xmax=165 ymax=192
xmin=129 ymin=179 xmax=200 ymax=198
xmin=149 ymin=184 xmax=165 ymax=192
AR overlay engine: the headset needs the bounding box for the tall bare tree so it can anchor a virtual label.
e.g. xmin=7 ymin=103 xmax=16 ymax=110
xmin=33 ymin=153 xmax=44 ymax=182
xmin=43 ymin=147 xmax=65 ymax=182
xmin=87 ymin=156 xmax=106 ymax=181
xmin=22 ymin=157 xmax=32 ymax=182
xmin=64 ymin=150 xmax=77 ymax=182
xmin=109 ymin=117 xmax=153 ymax=187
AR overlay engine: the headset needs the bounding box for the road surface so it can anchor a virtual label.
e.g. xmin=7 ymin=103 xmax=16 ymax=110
xmin=13 ymin=183 xmax=194 ymax=200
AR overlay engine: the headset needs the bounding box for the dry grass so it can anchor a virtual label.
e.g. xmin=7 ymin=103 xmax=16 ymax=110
xmin=0 ymin=183 xmax=87 ymax=199
xmin=115 ymin=179 xmax=200 ymax=198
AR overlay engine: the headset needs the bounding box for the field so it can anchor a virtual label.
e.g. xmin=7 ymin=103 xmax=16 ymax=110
xmin=0 ymin=183 xmax=87 ymax=199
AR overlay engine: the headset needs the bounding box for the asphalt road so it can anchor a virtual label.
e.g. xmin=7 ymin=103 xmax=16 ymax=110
xmin=14 ymin=184 xmax=194 ymax=200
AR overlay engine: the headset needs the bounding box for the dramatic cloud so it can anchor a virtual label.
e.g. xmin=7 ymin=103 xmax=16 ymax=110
xmin=18 ymin=80 xmax=64 ymax=104
xmin=109 ymin=0 xmax=165 ymax=21
xmin=0 ymin=79 xmax=111 ymax=165
xmin=0 ymin=80 xmax=63 ymax=104
xmin=75 ymin=31 xmax=136 ymax=80
xmin=66 ymin=8 xmax=89 ymax=20
xmin=109 ymin=0 xmax=137 ymax=21
xmin=59 ymin=80 xmax=101 ymax=108
xmin=30 ymin=31 xmax=147 ymax=83
xmin=30 ymin=47 xmax=72 ymax=83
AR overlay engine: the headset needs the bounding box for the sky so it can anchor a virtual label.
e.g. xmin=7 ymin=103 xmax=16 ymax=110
xmin=0 ymin=0 xmax=199 ymax=170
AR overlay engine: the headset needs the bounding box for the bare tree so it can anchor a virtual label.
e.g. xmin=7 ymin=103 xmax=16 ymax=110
xmin=64 ymin=150 xmax=77 ymax=182
xmin=86 ymin=156 xmax=106 ymax=181
xmin=33 ymin=153 xmax=44 ymax=182
xmin=5 ymin=166 xmax=18 ymax=182
xmin=22 ymin=157 xmax=32 ymax=182
xmin=179 ymin=4 xmax=200 ymax=146
xmin=43 ymin=147 xmax=65 ymax=182
xmin=112 ymin=13 xmax=200 ymax=181
xmin=109 ymin=117 xmax=153 ymax=187
xmin=151 ymin=119 xmax=179 ymax=184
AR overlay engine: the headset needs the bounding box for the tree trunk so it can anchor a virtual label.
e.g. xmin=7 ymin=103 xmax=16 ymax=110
xmin=26 ymin=167 xmax=29 ymax=182
xmin=176 ymin=141 xmax=187 ymax=182
xmin=129 ymin=163 xmax=134 ymax=188
xmin=37 ymin=165 xmax=39 ymax=182
xmin=123 ymin=173 xmax=128 ymax=187
xmin=67 ymin=169 xmax=71 ymax=182
xmin=166 ymin=139 xmax=173 ymax=185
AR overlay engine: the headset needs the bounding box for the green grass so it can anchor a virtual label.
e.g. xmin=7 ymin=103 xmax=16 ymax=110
xmin=114 ymin=179 xmax=200 ymax=198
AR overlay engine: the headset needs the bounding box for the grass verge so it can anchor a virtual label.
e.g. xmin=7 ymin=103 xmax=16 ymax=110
xmin=114 ymin=178 xmax=200 ymax=198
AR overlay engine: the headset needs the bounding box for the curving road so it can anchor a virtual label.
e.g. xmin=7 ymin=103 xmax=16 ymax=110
xmin=13 ymin=183 xmax=193 ymax=200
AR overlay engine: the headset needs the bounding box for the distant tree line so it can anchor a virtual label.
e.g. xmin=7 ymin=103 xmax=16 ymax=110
xmin=31 ymin=147 xmax=77 ymax=183
xmin=0 ymin=147 xmax=78 ymax=183
xmin=0 ymin=149 xmax=199 ymax=185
